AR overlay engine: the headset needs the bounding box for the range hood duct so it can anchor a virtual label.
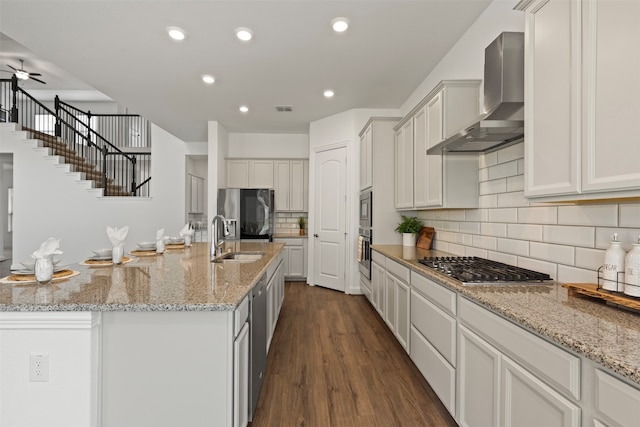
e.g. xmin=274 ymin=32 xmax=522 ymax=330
xmin=428 ymin=32 xmax=525 ymax=154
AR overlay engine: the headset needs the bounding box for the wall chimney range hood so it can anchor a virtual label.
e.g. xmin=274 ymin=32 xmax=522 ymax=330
xmin=428 ymin=32 xmax=525 ymax=154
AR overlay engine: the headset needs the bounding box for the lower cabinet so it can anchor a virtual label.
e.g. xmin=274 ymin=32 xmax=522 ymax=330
xmin=233 ymin=321 xmax=250 ymax=427
xmin=273 ymin=238 xmax=307 ymax=280
xmin=371 ymin=254 xmax=386 ymax=317
xmin=458 ymin=297 xmax=581 ymax=427
xmin=266 ymin=258 xmax=284 ymax=352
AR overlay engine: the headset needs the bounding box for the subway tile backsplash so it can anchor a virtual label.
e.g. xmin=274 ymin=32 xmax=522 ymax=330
xmin=417 ymin=141 xmax=640 ymax=283
xmin=274 ymin=212 xmax=308 ymax=237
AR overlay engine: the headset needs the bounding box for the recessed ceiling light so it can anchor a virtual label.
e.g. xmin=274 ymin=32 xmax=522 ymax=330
xmin=323 ymin=89 xmax=335 ymax=98
xmin=235 ymin=27 xmax=253 ymax=42
xmin=167 ymin=26 xmax=186 ymax=41
xmin=331 ymin=17 xmax=350 ymax=33
xmin=201 ymin=75 xmax=215 ymax=84
xmin=239 ymin=105 xmax=249 ymax=113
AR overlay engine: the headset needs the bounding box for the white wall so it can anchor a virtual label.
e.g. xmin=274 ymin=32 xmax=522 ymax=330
xmin=400 ymin=0 xmax=524 ymax=116
xmin=0 ymin=154 xmax=12 ymax=259
xmin=308 ymin=108 xmax=398 ymax=293
xmin=228 ymin=133 xmax=309 ymax=158
xmin=0 ymin=123 xmax=188 ymax=264
xmin=207 ymin=121 xmax=229 ymax=231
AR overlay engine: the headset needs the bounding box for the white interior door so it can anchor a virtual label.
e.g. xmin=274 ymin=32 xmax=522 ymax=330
xmin=313 ymin=146 xmax=346 ymax=292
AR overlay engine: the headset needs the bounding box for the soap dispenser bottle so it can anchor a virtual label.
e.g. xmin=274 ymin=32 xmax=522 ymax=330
xmin=602 ymin=233 xmax=625 ymax=292
xmin=624 ymin=236 xmax=640 ymax=297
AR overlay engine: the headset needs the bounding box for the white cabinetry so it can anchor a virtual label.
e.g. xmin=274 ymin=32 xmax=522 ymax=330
xmin=395 ymin=80 xmax=480 ymax=210
xmin=519 ymin=0 xmax=640 ymax=201
xmin=360 ymin=123 xmax=373 ymax=191
xmin=274 ymin=160 xmax=308 ymax=212
xmin=274 ymin=238 xmax=307 ymax=280
xmin=266 ymin=254 xmax=285 ymax=353
xmin=226 ymin=159 xmax=274 ymax=188
xmin=458 ymin=296 xmax=581 ymax=427
xmin=371 ymin=251 xmax=386 ymax=317
xmin=233 ymin=296 xmax=250 ymax=427
xmin=592 ymin=368 xmax=640 ymax=427
xmin=410 ymin=271 xmax=457 ymax=417
xmin=189 ymin=175 xmax=205 ymax=214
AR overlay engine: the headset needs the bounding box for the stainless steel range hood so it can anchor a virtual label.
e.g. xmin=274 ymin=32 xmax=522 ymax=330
xmin=428 ymin=32 xmax=524 ymax=154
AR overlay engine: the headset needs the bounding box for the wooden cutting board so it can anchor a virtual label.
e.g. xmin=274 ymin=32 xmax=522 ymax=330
xmin=416 ymin=227 xmax=435 ymax=250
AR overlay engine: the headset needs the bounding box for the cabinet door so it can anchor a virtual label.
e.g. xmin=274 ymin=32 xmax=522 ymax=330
xmin=394 ymin=121 xmax=414 ymax=209
xmin=523 ymin=0 xmax=581 ymax=197
xmin=274 ymin=161 xmax=290 ymax=211
xmin=501 ymin=356 xmax=580 ymax=427
xmin=233 ymin=322 xmax=250 ymax=427
xmin=227 ymin=160 xmax=250 ymax=188
xmin=282 ymin=247 xmax=290 ymax=276
xmin=360 ymin=124 xmax=373 ymax=190
xmin=249 ymin=160 xmax=274 ymax=188
xmin=289 ymin=161 xmax=307 ymax=212
xmin=581 ymin=0 xmax=640 ymax=193
xmin=266 ymin=278 xmax=275 ymax=351
xmin=425 ymin=91 xmax=444 ymax=206
xmin=395 ymin=278 xmax=410 ymax=350
xmin=458 ymin=325 xmax=500 ymax=427
xmin=384 ymin=272 xmax=397 ymax=332
xmin=371 ymin=261 xmax=385 ymax=315
xmin=413 ymin=106 xmax=428 ymax=208
xmin=288 ymin=246 xmax=305 ymax=277
xmin=190 ymin=175 xmax=203 ymax=213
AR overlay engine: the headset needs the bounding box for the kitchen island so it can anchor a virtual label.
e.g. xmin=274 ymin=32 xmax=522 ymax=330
xmin=0 ymin=242 xmax=285 ymax=427
xmin=372 ymin=244 xmax=640 ymax=427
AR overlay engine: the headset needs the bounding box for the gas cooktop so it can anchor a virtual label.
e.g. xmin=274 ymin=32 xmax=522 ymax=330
xmin=418 ymin=256 xmax=553 ymax=285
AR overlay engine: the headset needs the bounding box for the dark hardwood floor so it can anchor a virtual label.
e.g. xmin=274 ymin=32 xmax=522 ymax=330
xmin=251 ymin=282 xmax=458 ymax=427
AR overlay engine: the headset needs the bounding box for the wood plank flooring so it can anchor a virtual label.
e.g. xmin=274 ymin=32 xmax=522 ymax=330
xmin=251 ymin=282 xmax=458 ymax=427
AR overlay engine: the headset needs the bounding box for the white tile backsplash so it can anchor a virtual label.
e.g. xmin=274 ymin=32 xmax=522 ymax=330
xmin=557 ymin=205 xmax=618 ymax=227
xmin=620 ymin=204 xmax=640 ymax=227
xmin=488 ymin=208 xmax=518 ymax=223
xmin=529 ymin=242 xmax=575 ymax=266
xmin=412 ymin=141 xmax=640 ymax=284
xmin=543 ymin=225 xmax=595 ymax=248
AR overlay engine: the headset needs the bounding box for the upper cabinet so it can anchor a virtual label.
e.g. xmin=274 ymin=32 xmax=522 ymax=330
xmin=518 ymin=0 xmax=640 ymax=201
xmin=226 ymin=159 xmax=274 ymax=188
xmin=395 ymin=80 xmax=481 ymax=210
xmin=274 ymin=160 xmax=308 ymax=212
xmin=360 ymin=123 xmax=373 ymax=191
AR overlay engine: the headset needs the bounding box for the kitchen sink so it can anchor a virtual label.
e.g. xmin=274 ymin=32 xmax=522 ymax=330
xmin=212 ymin=251 xmax=265 ymax=263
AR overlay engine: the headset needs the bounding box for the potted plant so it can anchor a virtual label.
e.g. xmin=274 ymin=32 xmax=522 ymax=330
xmin=395 ymin=215 xmax=423 ymax=246
xmin=297 ymin=216 xmax=307 ymax=236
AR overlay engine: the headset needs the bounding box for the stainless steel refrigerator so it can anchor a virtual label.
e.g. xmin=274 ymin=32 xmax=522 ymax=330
xmin=217 ymin=188 xmax=275 ymax=241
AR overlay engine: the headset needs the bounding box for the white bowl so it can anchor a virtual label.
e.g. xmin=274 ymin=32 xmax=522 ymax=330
xmin=20 ymin=257 xmax=61 ymax=271
xmin=92 ymin=248 xmax=112 ymax=258
xmin=137 ymin=241 xmax=156 ymax=250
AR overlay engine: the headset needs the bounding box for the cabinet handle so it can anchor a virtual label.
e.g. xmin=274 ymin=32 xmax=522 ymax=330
xmin=314 ymin=234 xmax=319 ymax=238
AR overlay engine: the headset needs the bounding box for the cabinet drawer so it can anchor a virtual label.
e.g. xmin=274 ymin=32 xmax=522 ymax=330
xmin=459 ymin=297 xmax=580 ymax=400
xmin=594 ymin=369 xmax=640 ymax=427
xmin=386 ymin=258 xmax=410 ymax=283
xmin=410 ymin=326 xmax=456 ymax=417
xmin=234 ymin=296 xmax=249 ymax=337
xmin=372 ymin=250 xmax=385 ymax=266
xmin=411 ymin=271 xmax=456 ymax=316
xmin=411 ymin=289 xmax=456 ymax=365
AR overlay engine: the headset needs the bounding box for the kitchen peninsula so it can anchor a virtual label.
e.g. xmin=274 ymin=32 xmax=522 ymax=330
xmin=0 ymin=242 xmax=285 ymax=427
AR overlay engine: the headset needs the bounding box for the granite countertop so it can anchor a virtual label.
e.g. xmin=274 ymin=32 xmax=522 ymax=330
xmin=273 ymin=234 xmax=308 ymax=239
xmin=372 ymin=244 xmax=640 ymax=386
xmin=0 ymin=242 xmax=284 ymax=312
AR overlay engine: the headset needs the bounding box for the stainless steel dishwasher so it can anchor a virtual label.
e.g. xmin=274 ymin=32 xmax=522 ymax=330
xmin=249 ymin=273 xmax=267 ymax=421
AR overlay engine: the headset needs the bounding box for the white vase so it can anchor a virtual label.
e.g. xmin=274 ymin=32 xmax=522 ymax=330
xmin=402 ymin=233 xmax=417 ymax=247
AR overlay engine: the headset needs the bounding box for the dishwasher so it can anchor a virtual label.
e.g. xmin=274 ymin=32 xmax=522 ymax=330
xmin=249 ymin=273 xmax=267 ymax=421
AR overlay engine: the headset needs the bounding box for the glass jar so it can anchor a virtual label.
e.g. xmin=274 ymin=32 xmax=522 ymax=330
xmin=34 ymin=257 xmax=54 ymax=284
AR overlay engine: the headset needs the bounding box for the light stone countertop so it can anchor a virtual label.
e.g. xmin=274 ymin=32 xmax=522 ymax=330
xmin=0 ymin=242 xmax=284 ymax=312
xmin=372 ymin=244 xmax=640 ymax=386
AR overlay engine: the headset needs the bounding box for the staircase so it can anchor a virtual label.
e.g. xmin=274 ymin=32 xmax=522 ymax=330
xmin=24 ymin=127 xmax=133 ymax=197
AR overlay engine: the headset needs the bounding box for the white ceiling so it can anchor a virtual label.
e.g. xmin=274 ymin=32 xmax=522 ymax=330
xmin=0 ymin=0 xmax=492 ymax=142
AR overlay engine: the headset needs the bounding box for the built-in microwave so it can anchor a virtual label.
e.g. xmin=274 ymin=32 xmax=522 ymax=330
xmin=359 ymin=191 xmax=372 ymax=229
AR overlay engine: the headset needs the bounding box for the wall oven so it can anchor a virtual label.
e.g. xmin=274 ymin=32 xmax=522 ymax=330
xmin=358 ymin=227 xmax=372 ymax=280
xmin=359 ymin=190 xmax=372 ymax=228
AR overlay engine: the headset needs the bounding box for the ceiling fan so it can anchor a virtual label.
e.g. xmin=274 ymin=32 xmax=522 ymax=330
xmin=1 ymin=59 xmax=46 ymax=84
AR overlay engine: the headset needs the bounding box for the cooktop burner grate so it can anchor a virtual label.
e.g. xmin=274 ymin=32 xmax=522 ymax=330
xmin=418 ymin=256 xmax=553 ymax=284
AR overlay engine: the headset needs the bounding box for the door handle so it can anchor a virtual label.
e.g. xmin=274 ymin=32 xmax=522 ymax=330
xmin=314 ymin=234 xmax=319 ymax=238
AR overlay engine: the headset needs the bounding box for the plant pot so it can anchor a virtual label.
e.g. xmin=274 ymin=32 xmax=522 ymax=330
xmin=402 ymin=233 xmax=417 ymax=247
xmin=299 ymin=229 xmax=306 ymax=236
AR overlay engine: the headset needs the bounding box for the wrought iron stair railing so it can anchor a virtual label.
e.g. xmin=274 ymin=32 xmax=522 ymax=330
xmin=0 ymin=75 xmax=151 ymax=196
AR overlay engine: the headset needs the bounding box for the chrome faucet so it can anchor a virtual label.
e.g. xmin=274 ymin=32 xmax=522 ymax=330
xmin=211 ymin=214 xmax=228 ymax=258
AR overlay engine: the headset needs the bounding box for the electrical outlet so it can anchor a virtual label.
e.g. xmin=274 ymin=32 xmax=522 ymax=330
xmin=29 ymin=353 xmax=49 ymax=382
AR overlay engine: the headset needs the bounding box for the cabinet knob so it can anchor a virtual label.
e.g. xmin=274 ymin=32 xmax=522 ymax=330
xmin=314 ymin=233 xmax=319 ymax=238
